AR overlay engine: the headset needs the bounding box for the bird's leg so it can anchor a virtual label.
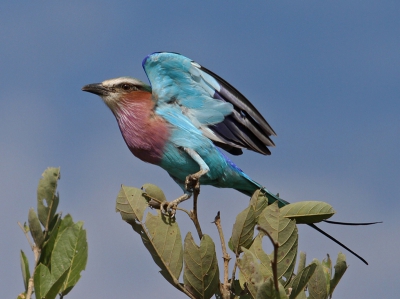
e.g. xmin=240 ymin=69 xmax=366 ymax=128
xmin=162 ymin=148 xmax=209 ymax=217
xmin=183 ymin=148 xmax=210 ymax=193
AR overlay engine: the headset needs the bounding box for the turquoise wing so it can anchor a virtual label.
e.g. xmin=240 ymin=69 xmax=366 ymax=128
xmin=142 ymin=52 xmax=276 ymax=155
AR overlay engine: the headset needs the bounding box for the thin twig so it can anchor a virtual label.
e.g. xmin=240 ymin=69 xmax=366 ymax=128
xmin=176 ymin=207 xmax=191 ymax=217
xmin=257 ymin=226 xmax=279 ymax=292
xmin=213 ymin=212 xmax=231 ymax=299
xmin=18 ymin=222 xmax=34 ymax=250
xmin=19 ymin=222 xmax=41 ymax=299
xmin=189 ymin=188 xmax=203 ymax=240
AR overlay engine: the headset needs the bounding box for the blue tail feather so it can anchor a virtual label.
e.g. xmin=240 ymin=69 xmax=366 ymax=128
xmin=232 ymin=173 xmax=289 ymax=208
xmin=260 ymin=188 xmax=290 ymax=208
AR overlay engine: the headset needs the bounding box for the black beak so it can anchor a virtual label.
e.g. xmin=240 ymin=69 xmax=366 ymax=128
xmin=82 ymin=83 xmax=109 ymax=96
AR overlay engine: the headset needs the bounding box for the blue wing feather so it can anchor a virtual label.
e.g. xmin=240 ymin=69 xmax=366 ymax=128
xmin=142 ymin=52 xmax=276 ymax=155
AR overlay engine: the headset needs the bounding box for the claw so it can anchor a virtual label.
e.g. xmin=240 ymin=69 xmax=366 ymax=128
xmin=160 ymin=192 xmax=192 ymax=218
xmin=161 ymin=201 xmax=178 ymax=217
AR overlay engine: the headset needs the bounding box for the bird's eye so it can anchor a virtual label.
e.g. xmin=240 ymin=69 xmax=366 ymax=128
xmin=121 ymin=83 xmax=132 ymax=91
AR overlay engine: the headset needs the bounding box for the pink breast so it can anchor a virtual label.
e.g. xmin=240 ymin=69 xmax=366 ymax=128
xmin=114 ymin=91 xmax=170 ymax=165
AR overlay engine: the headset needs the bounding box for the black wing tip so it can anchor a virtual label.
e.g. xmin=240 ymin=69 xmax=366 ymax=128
xmin=202 ymin=66 xmax=277 ymax=147
xmin=212 ymin=141 xmax=244 ymax=155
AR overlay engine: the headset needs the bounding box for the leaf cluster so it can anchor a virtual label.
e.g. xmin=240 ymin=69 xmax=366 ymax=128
xmin=116 ymin=184 xmax=219 ymax=299
xmin=116 ymin=185 xmax=347 ymax=299
xmin=18 ymin=168 xmax=88 ymax=299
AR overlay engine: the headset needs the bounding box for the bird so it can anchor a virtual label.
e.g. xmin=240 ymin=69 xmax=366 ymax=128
xmin=82 ymin=51 xmax=373 ymax=264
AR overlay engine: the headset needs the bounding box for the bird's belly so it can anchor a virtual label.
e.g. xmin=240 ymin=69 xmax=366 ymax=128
xmin=159 ymin=140 xmax=260 ymax=195
xmin=159 ymin=142 xmax=227 ymax=185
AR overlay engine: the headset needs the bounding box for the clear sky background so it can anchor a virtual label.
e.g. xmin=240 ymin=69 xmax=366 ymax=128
xmin=1 ymin=1 xmax=398 ymax=298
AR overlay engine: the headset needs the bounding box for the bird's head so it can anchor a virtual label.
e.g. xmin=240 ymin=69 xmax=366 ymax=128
xmin=82 ymin=77 xmax=152 ymax=111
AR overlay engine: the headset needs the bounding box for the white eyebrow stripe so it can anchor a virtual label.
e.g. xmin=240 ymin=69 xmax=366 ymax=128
xmin=102 ymin=77 xmax=146 ymax=86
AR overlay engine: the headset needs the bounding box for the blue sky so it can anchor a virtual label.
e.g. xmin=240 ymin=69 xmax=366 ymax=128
xmin=1 ymin=1 xmax=398 ymax=298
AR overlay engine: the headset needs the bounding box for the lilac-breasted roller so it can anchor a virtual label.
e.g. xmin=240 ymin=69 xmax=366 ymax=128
xmin=83 ymin=52 xmax=370 ymax=264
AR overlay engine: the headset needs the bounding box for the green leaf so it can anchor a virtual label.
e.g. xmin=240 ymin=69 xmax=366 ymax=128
xmin=39 ymin=215 xmax=62 ymax=267
xmin=255 ymin=278 xmax=288 ymax=299
xmin=20 ymin=250 xmax=30 ymax=292
xmin=142 ymin=183 xmax=167 ymax=203
xmin=61 ymin=222 xmax=88 ymax=295
xmin=258 ymin=202 xmax=298 ymax=281
xmin=329 ymin=252 xmax=348 ymax=297
xmin=145 ymin=212 xmax=183 ymax=282
xmin=289 ymin=263 xmax=317 ymax=299
xmin=34 ymin=263 xmax=52 ymax=299
xmin=282 ymin=257 xmax=297 ymax=288
xmin=33 ymin=264 xmax=70 ymax=299
xmin=57 ymin=214 xmax=74 ymax=235
xmin=321 ymin=255 xmax=331 ymax=294
xmin=40 ymin=213 xmax=75 ymax=267
xmin=250 ymin=190 xmax=269 ymax=220
xmin=279 ymin=201 xmax=335 ymax=224
xmin=308 ymin=260 xmax=328 ymax=299
xmin=37 ymin=167 xmax=60 ymax=227
xmin=183 ymin=233 xmax=219 ymax=299
xmin=45 ymin=268 xmax=70 ymax=299
xmin=257 ymin=201 xmax=279 ymax=240
xmin=321 ymin=255 xmax=332 ymax=276
xmin=297 ymin=252 xmax=306 ymax=275
xmin=130 ymin=211 xmax=183 ymax=289
xmin=238 ymin=248 xmax=270 ymax=298
xmin=229 ymin=205 xmax=256 ymax=254
xmin=47 ymin=213 xmax=61 ymax=234
xmin=294 ymin=290 xmax=307 ymax=299
xmin=116 ymin=185 xmax=149 ymax=223
xmin=248 ymin=235 xmax=273 ymax=278
xmin=50 ymin=219 xmax=88 ymax=295
xmin=28 ymin=208 xmax=44 ymax=248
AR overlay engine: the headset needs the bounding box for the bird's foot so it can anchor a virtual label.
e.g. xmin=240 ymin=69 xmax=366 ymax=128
xmin=161 ymin=193 xmax=191 ymax=217
xmin=161 ymin=201 xmax=178 ymax=217
xmin=185 ymin=170 xmax=206 ymax=193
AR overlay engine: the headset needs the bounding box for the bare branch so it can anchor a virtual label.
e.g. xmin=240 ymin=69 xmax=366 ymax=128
xmin=189 ymin=188 xmax=203 ymax=240
xmin=18 ymin=222 xmax=34 ymax=250
xmin=213 ymin=212 xmax=231 ymax=299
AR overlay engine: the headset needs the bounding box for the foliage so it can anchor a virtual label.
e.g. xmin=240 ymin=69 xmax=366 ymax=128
xmin=116 ymin=184 xmax=348 ymax=299
xmin=17 ymin=168 xmax=88 ymax=299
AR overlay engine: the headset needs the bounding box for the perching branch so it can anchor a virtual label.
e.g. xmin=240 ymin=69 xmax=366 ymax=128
xmin=213 ymin=211 xmax=231 ymax=299
xmin=189 ymin=187 xmax=203 ymax=240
